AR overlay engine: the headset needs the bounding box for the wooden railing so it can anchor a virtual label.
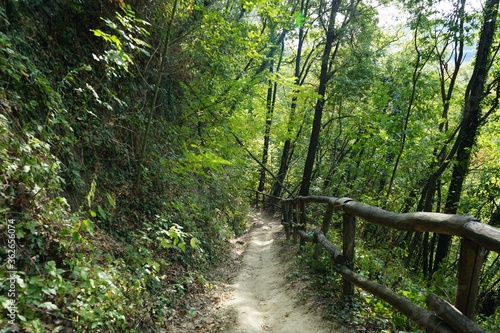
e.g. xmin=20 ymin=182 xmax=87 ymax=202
xmin=281 ymin=196 xmax=500 ymax=333
xmin=254 ymin=190 xmax=281 ymax=209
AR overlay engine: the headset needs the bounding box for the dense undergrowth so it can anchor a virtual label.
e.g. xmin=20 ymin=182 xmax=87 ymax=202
xmin=0 ymin=1 xmax=250 ymax=332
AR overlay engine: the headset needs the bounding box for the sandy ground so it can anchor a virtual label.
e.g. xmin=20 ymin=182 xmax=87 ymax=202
xmin=219 ymin=211 xmax=343 ymax=333
xmin=166 ymin=211 xmax=344 ymax=333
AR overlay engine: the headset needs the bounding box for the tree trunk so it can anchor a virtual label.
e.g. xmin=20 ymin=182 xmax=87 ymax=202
xmin=299 ymin=0 xmax=342 ymax=196
xmin=408 ymin=0 xmax=467 ymax=274
xmin=271 ymin=0 xmax=310 ymax=199
xmin=257 ymin=36 xmax=285 ymax=205
xmin=257 ymin=62 xmax=275 ymax=199
xmin=133 ymin=0 xmax=178 ymax=195
xmin=433 ymin=0 xmax=499 ymax=273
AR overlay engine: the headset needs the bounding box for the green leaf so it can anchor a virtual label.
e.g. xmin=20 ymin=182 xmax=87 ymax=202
xmin=105 ymin=193 xmax=115 ymax=207
xmin=72 ymin=230 xmax=80 ymax=242
xmin=98 ymin=205 xmax=107 ymax=220
xmin=190 ymin=237 xmax=199 ymax=249
xmin=92 ymin=29 xmax=104 ymax=37
xmin=16 ymin=227 xmax=25 ymax=239
xmin=159 ymin=238 xmax=171 ymax=248
xmin=87 ymin=179 xmax=96 ymax=208
xmin=150 ymin=260 xmax=160 ymax=272
xmin=1 ymin=297 xmax=13 ymax=309
xmin=39 ymin=302 xmax=58 ymax=311
xmin=82 ymin=219 xmax=94 ymax=236
xmin=295 ymin=11 xmax=305 ymax=28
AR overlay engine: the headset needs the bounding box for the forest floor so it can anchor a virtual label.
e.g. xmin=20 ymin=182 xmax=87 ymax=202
xmin=167 ymin=211 xmax=345 ymax=333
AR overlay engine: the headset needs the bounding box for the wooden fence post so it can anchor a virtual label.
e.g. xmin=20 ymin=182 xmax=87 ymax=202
xmin=299 ymin=200 xmax=306 ymax=251
xmin=343 ymin=212 xmax=355 ymax=296
xmin=282 ymin=202 xmax=290 ymax=240
xmin=314 ymin=204 xmax=335 ymax=260
xmin=292 ymin=201 xmax=300 ymax=244
xmin=455 ymin=238 xmax=485 ymax=319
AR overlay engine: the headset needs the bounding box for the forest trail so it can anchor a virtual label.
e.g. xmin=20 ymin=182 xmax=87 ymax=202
xmin=218 ymin=211 xmax=343 ymax=333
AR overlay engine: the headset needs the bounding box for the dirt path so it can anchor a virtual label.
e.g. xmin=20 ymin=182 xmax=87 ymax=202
xmin=165 ymin=211 xmax=344 ymax=333
xmin=219 ymin=211 xmax=343 ymax=333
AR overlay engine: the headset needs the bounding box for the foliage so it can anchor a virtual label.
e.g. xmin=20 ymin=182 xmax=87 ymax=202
xmin=91 ymin=4 xmax=151 ymax=76
xmin=0 ymin=1 xmax=252 ymax=331
xmin=286 ymin=234 xmax=443 ymax=332
xmin=1 ymin=0 xmax=499 ymax=330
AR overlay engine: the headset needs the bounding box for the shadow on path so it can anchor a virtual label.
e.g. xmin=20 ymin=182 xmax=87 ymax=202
xmin=221 ymin=211 xmax=344 ymax=333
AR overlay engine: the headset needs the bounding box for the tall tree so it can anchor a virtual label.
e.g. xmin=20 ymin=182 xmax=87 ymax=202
xmin=299 ymin=0 xmax=344 ymax=196
xmin=403 ymin=0 xmax=469 ymax=273
xmin=419 ymin=0 xmax=467 ymax=213
xmin=257 ymin=38 xmax=285 ymax=200
xmin=271 ymin=0 xmax=312 ymax=199
xmin=433 ymin=0 xmax=500 ymax=272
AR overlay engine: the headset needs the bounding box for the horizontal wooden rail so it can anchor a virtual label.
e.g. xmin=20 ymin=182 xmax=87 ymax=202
xmin=426 ymin=293 xmax=485 ymax=333
xmin=253 ymin=190 xmax=281 ymax=209
xmin=280 ymin=195 xmax=496 ymax=333
xmin=336 ymin=265 xmax=456 ymax=333
xmin=283 ymin=196 xmax=500 ymax=253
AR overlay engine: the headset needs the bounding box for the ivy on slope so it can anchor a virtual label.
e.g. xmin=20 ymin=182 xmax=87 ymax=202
xmin=0 ymin=101 xmax=230 ymax=332
xmin=0 ymin=3 xmax=249 ymax=332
